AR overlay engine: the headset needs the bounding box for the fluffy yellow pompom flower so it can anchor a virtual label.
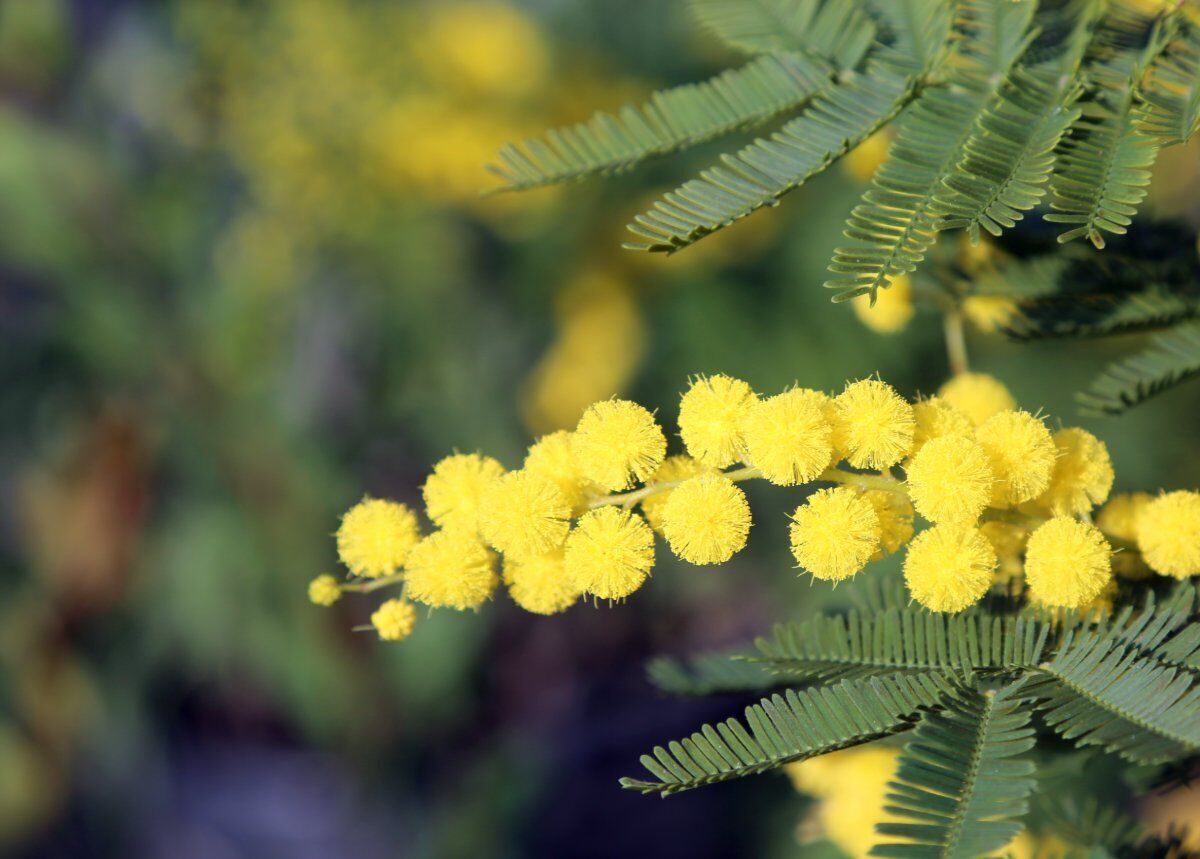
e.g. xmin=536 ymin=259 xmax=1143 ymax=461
xmin=640 ymin=455 xmax=714 ymax=532
xmin=336 ymin=498 xmax=422 ymax=578
xmin=660 ymin=475 xmax=752 ymax=565
xmin=741 ymin=388 xmax=833 ymax=486
xmin=573 ymin=399 xmax=667 ymax=491
xmin=479 ymin=470 xmax=571 ymax=557
xmin=1097 ymin=492 xmax=1153 ymax=579
xmin=833 ymin=379 xmax=915 ymax=470
xmin=1025 ymin=517 xmax=1112 ymax=608
xmin=524 ymin=431 xmax=594 ymax=514
xmin=308 ymin=574 xmax=342 ymax=607
xmin=371 ymin=598 xmax=417 ymax=641
xmin=853 ymin=274 xmax=913 ymax=334
xmin=564 ymin=507 xmax=655 ymax=600
xmin=422 ymin=453 xmax=506 ymax=534
xmin=937 ymin=372 xmax=1017 ymax=426
xmin=904 ymin=523 xmax=996 ymax=612
xmin=677 ymin=374 xmax=757 ymax=468
xmin=1138 ymin=490 xmax=1200 ymax=578
xmin=909 ymin=396 xmax=973 ymax=459
xmin=962 ymin=296 xmax=1018 ymax=333
xmin=502 ymin=549 xmax=582 ymax=615
xmin=789 ymin=487 xmax=880 ymax=581
xmin=862 ymin=490 xmax=914 ymax=558
xmin=975 ymin=411 xmax=1056 ymax=507
xmin=404 ymin=530 xmax=498 ymax=610
xmin=1036 ymin=428 xmax=1115 ymax=516
xmin=906 ymin=434 xmax=994 ymax=524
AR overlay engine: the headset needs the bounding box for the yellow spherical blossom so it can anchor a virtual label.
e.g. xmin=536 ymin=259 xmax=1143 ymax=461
xmin=1036 ymin=428 xmax=1115 ymax=516
xmin=336 ymin=497 xmax=422 ymax=578
xmin=1097 ymin=492 xmax=1154 ymax=579
xmin=371 ymin=598 xmax=417 ymax=641
xmin=904 ymin=523 xmax=996 ymax=612
xmin=502 ymin=549 xmax=583 ymax=615
xmin=307 ymin=574 xmax=342 ymax=607
xmin=639 ymin=455 xmax=714 ymax=532
xmin=564 ymin=507 xmax=656 ymax=600
xmin=418 ymin=2 xmax=550 ymax=100
xmin=853 ymin=274 xmax=914 ymax=334
xmin=862 ymin=490 xmax=915 ymax=558
xmin=479 ymin=470 xmax=571 ymax=557
xmin=937 ymin=373 xmax=1017 ymax=426
xmin=905 ymin=434 xmax=994 ymax=524
xmin=909 ymin=396 xmax=973 ymax=459
xmin=962 ymin=296 xmax=1018 ymax=333
xmin=833 ymin=379 xmax=915 ymax=470
xmin=789 ymin=487 xmax=880 ymax=581
xmin=422 ymin=453 xmax=506 ymax=534
xmin=786 ymin=745 xmax=902 ymax=859
xmin=975 ymin=411 xmax=1056 ymax=507
xmin=660 ymin=475 xmax=752 ymax=565
xmin=1025 ymin=517 xmax=1112 ymax=608
xmin=573 ymin=399 xmax=667 ymax=491
xmin=1138 ymin=490 xmax=1200 ymax=578
xmin=404 ymin=530 xmax=498 ymax=610
xmin=741 ymin=388 xmax=833 ymax=486
xmin=677 ymin=374 xmax=757 ymax=468
xmin=524 ymin=431 xmax=594 ymax=514
xmin=842 ymin=128 xmax=891 ymax=182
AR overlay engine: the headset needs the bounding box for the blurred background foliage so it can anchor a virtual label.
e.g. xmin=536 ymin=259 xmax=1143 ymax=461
xmin=1 ymin=0 xmax=1199 ymax=856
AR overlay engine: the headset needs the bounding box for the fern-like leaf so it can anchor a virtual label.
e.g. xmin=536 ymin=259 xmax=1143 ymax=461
xmin=1138 ymin=15 xmax=1200 ymax=145
xmin=755 ymin=607 xmax=1051 ymax=684
xmin=1006 ymin=287 xmax=1200 ymax=340
xmin=619 ymin=673 xmax=954 ymax=796
xmin=825 ymin=0 xmax=1038 ymax=301
xmin=689 ymin=0 xmax=876 ymax=68
xmin=1023 ymin=629 xmax=1200 ymax=764
xmin=647 ymin=651 xmax=778 ymax=696
xmin=936 ymin=66 xmax=1084 ymax=243
xmin=487 ymin=52 xmax=834 ymax=192
xmin=871 ymin=684 xmax=1037 ymax=858
xmin=1078 ymin=320 xmax=1200 ymax=414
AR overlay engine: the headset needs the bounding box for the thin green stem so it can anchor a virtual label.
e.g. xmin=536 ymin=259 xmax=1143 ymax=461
xmin=944 ymin=308 xmax=970 ymax=376
xmin=587 ymin=466 xmax=761 ymax=509
xmin=343 ymin=574 xmax=405 ymax=594
xmin=818 ymin=466 xmax=907 ymax=494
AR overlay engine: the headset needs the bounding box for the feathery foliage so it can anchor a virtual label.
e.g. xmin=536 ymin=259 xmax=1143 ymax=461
xmin=689 ymin=0 xmax=876 ymax=67
xmin=1138 ymin=14 xmax=1200 ymax=145
xmin=648 ymin=650 xmax=778 ymax=695
xmin=872 ymin=684 xmax=1037 ymax=858
xmin=1079 ymin=321 xmax=1200 ymax=414
xmin=619 ymin=673 xmax=953 ymax=795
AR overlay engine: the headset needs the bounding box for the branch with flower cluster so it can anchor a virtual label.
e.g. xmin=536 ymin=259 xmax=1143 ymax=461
xmin=309 ymin=371 xmax=1200 ymax=642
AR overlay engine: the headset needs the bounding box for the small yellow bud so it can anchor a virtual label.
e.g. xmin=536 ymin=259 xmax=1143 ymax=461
xmin=741 ymin=388 xmax=833 ymax=486
xmin=422 ymin=453 xmax=506 ymax=534
xmin=1036 ymin=428 xmax=1114 ymax=516
xmin=573 ymin=400 xmax=667 ymax=491
xmin=524 ymin=431 xmax=595 ymax=514
xmin=1097 ymin=492 xmax=1154 ymax=579
xmin=371 ymin=598 xmax=417 ymax=641
xmin=479 ymin=470 xmax=571 ymax=557
xmin=904 ymin=523 xmax=996 ymax=612
xmin=564 ymin=507 xmax=655 ymax=600
xmin=307 ymin=574 xmax=342 ymax=607
xmin=789 ymin=487 xmax=880 ymax=582
xmin=862 ymin=490 xmax=915 ymax=558
xmin=975 ymin=411 xmax=1056 ymax=507
xmin=678 ymin=374 xmax=758 ymax=468
xmin=937 ymin=373 xmax=1016 ymax=426
xmin=661 ymin=475 xmax=752 ymax=565
xmin=906 ymin=434 xmax=994 ymax=524
xmin=639 ymin=455 xmax=715 ymax=532
xmin=1138 ymin=490 xmax=1200 ymax=578
xmin=909 ymin=396 xmax=973 ymax=459
xmin=336 ymin=498 xmax=421 ymax=578
xmin=503 ymin=549 xmax=583 ymax=615
xmin=832 ymin=379 xmax=915 ymax=470
xmin=404 ymin=530 xmax=498 ymax=610
xmin=1025 ymin=517 xmax=1112 ymax=608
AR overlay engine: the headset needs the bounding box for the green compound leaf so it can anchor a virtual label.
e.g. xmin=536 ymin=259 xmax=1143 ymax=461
xmin=647 ymin=650 xmax=778 ymax=696
xmin=871 ymin=684 xmax=1037 ymax=859
xmin=619 ymin=673 xmax=955 ymax=796
xmin=1077 ymin=320 xmax=1200 ymax=414
xmin=688 ymin=0 xmax=877 ymax=68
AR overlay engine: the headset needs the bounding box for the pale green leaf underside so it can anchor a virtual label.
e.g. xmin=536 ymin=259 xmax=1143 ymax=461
xmin=1078 ymin=320 xmax=1200 ymax=414
xmin=689 ymin=0 xmax=877 ymax=68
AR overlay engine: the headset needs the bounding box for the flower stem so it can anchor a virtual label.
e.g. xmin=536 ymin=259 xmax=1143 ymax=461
xmin=587 ymin=466 xmax=761 ymax=509
xmin=944 ymin=308 xmax=970 ymax=376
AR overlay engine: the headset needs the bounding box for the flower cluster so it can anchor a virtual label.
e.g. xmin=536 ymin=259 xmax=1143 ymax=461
xmin=311 ymin=371 xmax=1200 ymax=638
